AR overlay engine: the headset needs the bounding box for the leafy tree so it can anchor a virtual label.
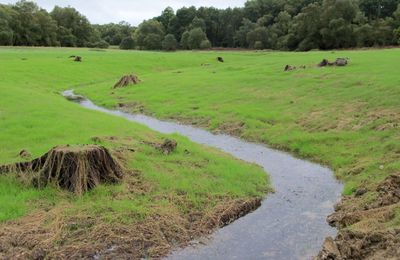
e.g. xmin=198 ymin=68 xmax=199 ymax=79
xmin=162 ymin=34 xmax=177 ymax=50
xmin=134 ymin=19 xmax=165 ymax=49
xmin=190 ymin=16 xmax=206 ymax=31
xmin=235 ymin=19 xmax=257 ymax=47
xmin=157 ymin=7 xmax=175 ymax=30
xmin=247 ymin=26 xmax=269 ymax=49
xmin=200 ymin=39 xmax=211 ymax=49
xmin=119 ymin=36 xmax=136 ymax=49
xmin=180 ymin=30 xmax=190 ymax=49
xmin=51 ymin=6 xmax=94 ymax=47
xmin=95 ymin=22 xmax=134 ymax=46
xmin=188 ymin=28 xmax=209 ymax=49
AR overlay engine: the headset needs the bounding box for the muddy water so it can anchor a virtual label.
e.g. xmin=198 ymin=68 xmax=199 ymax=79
xmin=63 ymin=90 xmax=342 ymax=260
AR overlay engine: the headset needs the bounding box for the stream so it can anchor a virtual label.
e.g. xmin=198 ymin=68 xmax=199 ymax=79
xmin=63 ymin=90 xmax=342 ymax=260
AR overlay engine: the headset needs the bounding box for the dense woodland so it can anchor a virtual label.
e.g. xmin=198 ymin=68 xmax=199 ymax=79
xmin=1 ymin=0 xmax=400 ymax=51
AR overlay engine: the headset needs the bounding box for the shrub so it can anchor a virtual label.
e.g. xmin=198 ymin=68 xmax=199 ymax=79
xmin=119 ymin=37 xmax=136 ymax=50
xmin=200 ymin=39 xmax=211 ymax=49
xmin=162 ymin=34 xmax=178 ymax=51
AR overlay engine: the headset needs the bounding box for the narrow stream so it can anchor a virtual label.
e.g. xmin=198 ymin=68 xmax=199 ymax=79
xmin=63 ymin=90 xmax=342 ymax=260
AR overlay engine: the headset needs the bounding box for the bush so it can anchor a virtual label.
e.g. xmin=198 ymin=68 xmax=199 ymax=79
xmin=188 ymin=28 xmax=208 ymax=49
xmin=0 ymin=31 xmax=13 ymax=46
xmin=254 ymin=41 xmax=263 ymax=50
xmin=200 ymin=39 xmax=211 ymax=49
xmin=95 ymin=40 xmax=109 ymax=49
xmin=119 ymin=37 xmax=135 ymax=50
xmin=162 ymin=34 xmax=177 ymax=51
xmin=180 ymin=31 xmax=190 ymax=49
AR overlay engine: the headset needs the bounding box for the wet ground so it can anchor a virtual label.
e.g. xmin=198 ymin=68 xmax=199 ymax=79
xmin=63 ymin=90 xmax=343 ymax=260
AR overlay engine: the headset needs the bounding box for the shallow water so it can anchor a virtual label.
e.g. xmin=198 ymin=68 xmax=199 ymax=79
xmin=63 ymin=90 xmax=343 ymax=260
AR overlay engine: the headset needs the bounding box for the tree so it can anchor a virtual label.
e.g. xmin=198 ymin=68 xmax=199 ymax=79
xmin=180 ymin=30 xmax=190 ymax=49
xmin=157 ymin=7 xmax=175 ymax=30
xmin=51 ymin=6 xmax=95 ymax=47
xmin=134 ymin=19 xmax=165 ymax=49
xmin=235 ymin=19 xmax=257 ymax=47
xmin=188 ymin=28 xmax=209 ymax=49
xmin=119 ymin=36 xmax=135 ymax=49
xmin=200 ymin=39 xmax=211 ymax=49
xmin=190 ymin=16 xmax=206 ymax=31
xmin=162 ymin=34 xmax=177 ymax=50
xmin=0 ymin=5 xmax=15 ymax=45
xmin=247 ymin=26 xmax=269 ymax=49
xmin=95 ymin=22 xmax=134 ymax=46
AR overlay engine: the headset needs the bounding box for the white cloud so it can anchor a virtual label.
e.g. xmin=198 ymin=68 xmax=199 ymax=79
xmin=0 ymin=0 xmax=247 ymax=25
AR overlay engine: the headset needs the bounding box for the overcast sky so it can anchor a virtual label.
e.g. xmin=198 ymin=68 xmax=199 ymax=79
xmin=0 ymin=0 xmax=247 ymax=25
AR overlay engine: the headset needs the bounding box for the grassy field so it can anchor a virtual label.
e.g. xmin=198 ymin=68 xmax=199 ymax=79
xmin=73 ymin=48 xmax=400 ymax=235
xmin=1 ymin=47 xmax=399 ymax=257
xmin=0 ymin=47 xmax=269 ymax=258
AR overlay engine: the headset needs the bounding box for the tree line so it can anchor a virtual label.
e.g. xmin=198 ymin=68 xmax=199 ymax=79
xmin=1 ymin=0 xmax=400 ymax=51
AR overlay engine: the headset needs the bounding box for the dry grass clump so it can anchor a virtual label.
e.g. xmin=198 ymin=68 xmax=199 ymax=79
xmin=0 ymin=145 xmax=124 ymax=195
xmin=114 ymin=75 xmax=141 ymax=88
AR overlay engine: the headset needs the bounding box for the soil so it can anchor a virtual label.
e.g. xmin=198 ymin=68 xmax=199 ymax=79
xmin=317 ymin=173 xmax=400 ymax=259
xmin=142 ymin=139 xmax=178 ymax=155
xmin=1 ymin=145 xmax=124 ymax=195
xmin=113 ymin=75 xmax=141 ymax=88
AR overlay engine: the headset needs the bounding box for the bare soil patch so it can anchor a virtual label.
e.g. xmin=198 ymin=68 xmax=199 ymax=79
xmin=317 ymin=173 xmax=400 ymax=259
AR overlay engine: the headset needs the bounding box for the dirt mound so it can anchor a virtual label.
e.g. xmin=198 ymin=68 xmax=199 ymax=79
xmin=142 ymin=139 xmax=178 ymax=155
xmin=160 ymin=139 xmax=178 ymax=155
xmin=316 ymin=229 xmax=400 ymax=260
xmin=370 ymin=173 xmax=400 ymax=208
xmin=318 ymin=58 xmax=348 ymax=67
xmin=114 ymin=74 xmax=141 ymax=88
xmin=1 ymin=145 xmax=123 ymax=194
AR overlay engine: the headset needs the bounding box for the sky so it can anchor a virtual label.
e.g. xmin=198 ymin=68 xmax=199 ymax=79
xmin=0 ymin=0 xmax=247 ymax=25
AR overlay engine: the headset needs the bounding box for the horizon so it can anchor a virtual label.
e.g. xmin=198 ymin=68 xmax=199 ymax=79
xmin=0 ymin=0 xmax=247 ymax=25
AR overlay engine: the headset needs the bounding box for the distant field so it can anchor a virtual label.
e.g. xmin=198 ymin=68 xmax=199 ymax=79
xmin=0 ymin=47 xmax=268 ymax=258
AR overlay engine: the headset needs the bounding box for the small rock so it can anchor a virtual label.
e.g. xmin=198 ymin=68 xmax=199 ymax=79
xmin=379 ymin=165 xmax=384 ymax=170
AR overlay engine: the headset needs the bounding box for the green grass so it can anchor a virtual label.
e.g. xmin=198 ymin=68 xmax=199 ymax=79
xmin=1 ymin=46 xmax=399 ymax=233
xmin=0 ymin=47 xmax=269 ymax=224
xmin=72 ymin=48 xmax=400 ymax=198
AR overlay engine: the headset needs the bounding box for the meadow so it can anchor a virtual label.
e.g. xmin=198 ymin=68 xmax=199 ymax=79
xmin=0 ymin=47 xmax=399 ymax=258
xmin=74 ymin=47 xmax=400 ymax=239
xmin=0 ymin=47 xmax=268 ymax=258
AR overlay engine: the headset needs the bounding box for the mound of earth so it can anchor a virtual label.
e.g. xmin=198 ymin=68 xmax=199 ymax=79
xmin=114 ymin=74 xmax=141 ymax=88
xmin=0 ymin=145 xmax=123 ymax=194
xmin=317 ymin=173 xmax=400 ymax=259
xmin=318 ymin=58 xmax=348 ymax=67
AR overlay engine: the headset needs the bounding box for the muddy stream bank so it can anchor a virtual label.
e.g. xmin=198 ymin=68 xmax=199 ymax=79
xmin=63 ymin=90 xmax=343 ymax=260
